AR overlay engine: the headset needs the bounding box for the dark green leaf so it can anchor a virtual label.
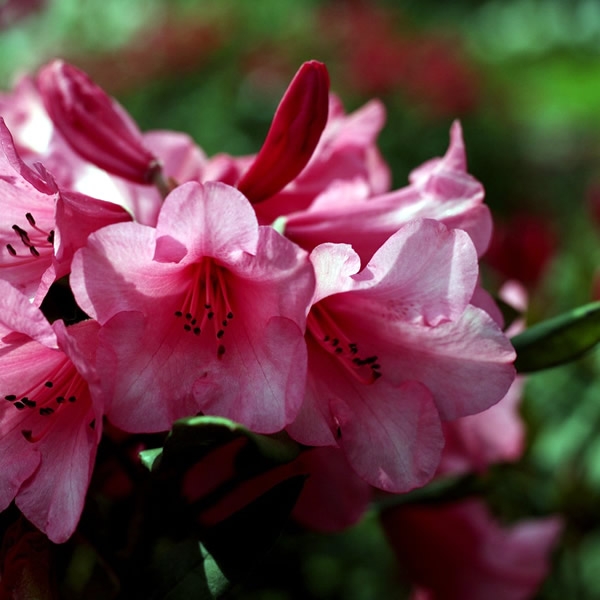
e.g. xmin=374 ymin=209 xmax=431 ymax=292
xmin=140 ymin=415 xmax=300 ymax=474
xmin=512 ymin=300 xmax=600 ymax=372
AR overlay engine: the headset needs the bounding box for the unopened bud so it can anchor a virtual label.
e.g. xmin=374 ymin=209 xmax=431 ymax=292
xmin=37 ymin=60 xmax=160 ymax=184
xmin=237 ymin=60 xmax=330 ymax=204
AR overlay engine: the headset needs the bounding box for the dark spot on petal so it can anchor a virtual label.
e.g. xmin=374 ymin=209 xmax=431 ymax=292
xmin=174 ymin=310 xmax=183 ymax=317
xmin=14 ymin=402 xmax=25 ymax=410
xmin=4 ymin=395 xmax=16 ymax=401
xmin=45 ymin=381 xmax=53 ymax=388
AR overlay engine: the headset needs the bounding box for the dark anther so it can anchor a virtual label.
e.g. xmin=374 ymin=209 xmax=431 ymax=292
xmin=174 ymin=310 xmax=183 ymax=317
xmin=4 ymin=395 xmax=16 ymax=401
xmin=14 ymin=402 xmax=25 ymax=410
xmin=217 ymin=330 xmax=225 ymax=339
xmin=47 ymin=230 xmax=55 ymax=244
xmin=45 ymin=381 xmax=53 ymax=388
xmin=68 ymin=396 xmax=76 ymax=403
xmin=29 ymin=246 xmax=40 ymax=257
xmin=217 ymin=344 xmax=226 ymax=358
xmin=6 ymin=244 xmax=16 ymax=256
xmin=207 ymin=311 xmax=214 ymax=320
xmin=21 ymin=430 xmax=33 ymax=442
xmin=183 ymin=324 xmax=192 ymax=332
xmin=25 ymin=213 xmax=36 ymax=226
xmin=22 ymin=398 xmax=36 ymax=408
xmin=227 ymin=312 xmax=234 ymax=319
xmin=12 ymin=224 xmax=27 ymax=238
xmin=56 ymin=396 xmax=65 ymax=403
xmin=193 ymin=327 xmax=201 ymax=335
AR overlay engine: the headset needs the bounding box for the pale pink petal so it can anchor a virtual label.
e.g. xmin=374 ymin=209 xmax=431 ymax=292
xmin=348 ymin=220 xmax=479 ymax=326
xmin=367 ymin=305 xmax=516 ymax=419
xmin=154 ymin=181 xmax=259 ymax=263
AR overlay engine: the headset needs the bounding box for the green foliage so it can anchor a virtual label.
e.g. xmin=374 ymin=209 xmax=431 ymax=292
xmin=513 ymin=301 xmax=600 ymax=372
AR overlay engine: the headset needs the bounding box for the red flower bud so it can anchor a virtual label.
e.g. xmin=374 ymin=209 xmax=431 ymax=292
xmin=37 ymin=60 xmax=160 ymax=184
xmin=237 ymin=60 xmax=330 ymax=204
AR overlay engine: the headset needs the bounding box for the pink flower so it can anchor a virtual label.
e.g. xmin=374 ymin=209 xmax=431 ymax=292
xmin=0 ymin=281 xmax=102 ymax=543
xmin=281 ymin=121 xmax=492 ymax=264
xmin=0 ymin=119 xmax=131 ymax=301
xmin=36 ymin=60 xmax=161 ymax=185
xmin=382 ymin=499 xmax=562 ymax=600
xmin=287 ymin=219 xmax=516 ymax=492
xmin=71 ymin=181 xmax=315 ymax=434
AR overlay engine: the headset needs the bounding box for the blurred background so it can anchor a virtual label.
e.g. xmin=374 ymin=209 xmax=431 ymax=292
xmin=2 ymin=0 xmax=600 ymax=598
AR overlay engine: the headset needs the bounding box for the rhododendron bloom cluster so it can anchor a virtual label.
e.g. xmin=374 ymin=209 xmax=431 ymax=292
xmin=0 ymin=58 xmax=517 ymax=546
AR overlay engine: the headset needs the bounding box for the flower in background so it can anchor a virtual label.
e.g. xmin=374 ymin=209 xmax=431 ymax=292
xmin=484 ymin=213 xmax=557 ymax=287
xmin=319 ymin=2 xmax=480 ymax=116
xmin=382 ymin=499 xmax=562 ymax=600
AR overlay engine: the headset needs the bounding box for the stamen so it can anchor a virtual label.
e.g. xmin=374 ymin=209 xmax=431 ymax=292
xmin=307 ymin=303 xmax=382 ymax=385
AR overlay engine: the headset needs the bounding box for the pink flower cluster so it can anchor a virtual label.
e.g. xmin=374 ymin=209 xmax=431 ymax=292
xmin=0 ymin=59 xmax=518 ymax=545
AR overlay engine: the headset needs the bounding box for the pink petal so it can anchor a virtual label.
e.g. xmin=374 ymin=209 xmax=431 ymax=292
xmin=348 ymin=220 xmax=479 ymax=326
xmin=154 ymin=181 xmax=259 ymax=263
xmin=374 ymin=305 xmax=516 ymax=419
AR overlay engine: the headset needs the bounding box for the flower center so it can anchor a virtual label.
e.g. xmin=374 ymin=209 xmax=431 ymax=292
xmin=3 ymin=357 xmax=91 ymax=443
xmin=5 ymin=212 xmax=54 ymax=260
xmin=306 ymin=302 xmax=382 ymax=385
xmin=173 ymin=259 xmax=234 ymax=359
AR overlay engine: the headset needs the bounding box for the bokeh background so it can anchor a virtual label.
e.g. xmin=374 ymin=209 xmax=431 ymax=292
xmin=2 ymin=0 xmax=600 ymax=598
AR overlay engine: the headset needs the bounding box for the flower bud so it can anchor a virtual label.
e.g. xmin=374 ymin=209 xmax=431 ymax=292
xmin=37 ymin=60 xmax=160 ymax=184
xmin=237 ymin=60 xmax=330 ymax=204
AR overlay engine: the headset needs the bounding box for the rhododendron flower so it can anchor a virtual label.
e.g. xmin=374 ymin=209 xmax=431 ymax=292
xmin=0 ymin=281 xmax=102 ymax=543
xmin=281 ymin=121 xmax=492 ymax=263
xmin=382 ymin=499 xmax=562 ymax=600
xmin=37 ymin=60 xmax=161 ymax=185
xmin=287 ymin=219 xmax=516 ymax=492
xmin=71 ymin=181 xmax=315 ymax=434
xmin=0 ymin=119 xmax=131 ymax=301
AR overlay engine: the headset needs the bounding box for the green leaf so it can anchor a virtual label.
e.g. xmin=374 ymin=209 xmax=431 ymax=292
xmin=512 ymin=301 xmax=600 ymax=373
xmin=146 ymin=539 xmax=230 ymax=600
xmin=141 ymin=415 xmax=300 ymax=474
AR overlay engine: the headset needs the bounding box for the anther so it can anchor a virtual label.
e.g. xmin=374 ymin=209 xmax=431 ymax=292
xmin=47 ymin=231 xmax=55 ymax=244
xmin=25 ymin=213 xmax=36 ymax=226
xmin=6 ymin=244 xmax=16 ymax=256
xmin=29 ymin=246 xmax=40 ymax=257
